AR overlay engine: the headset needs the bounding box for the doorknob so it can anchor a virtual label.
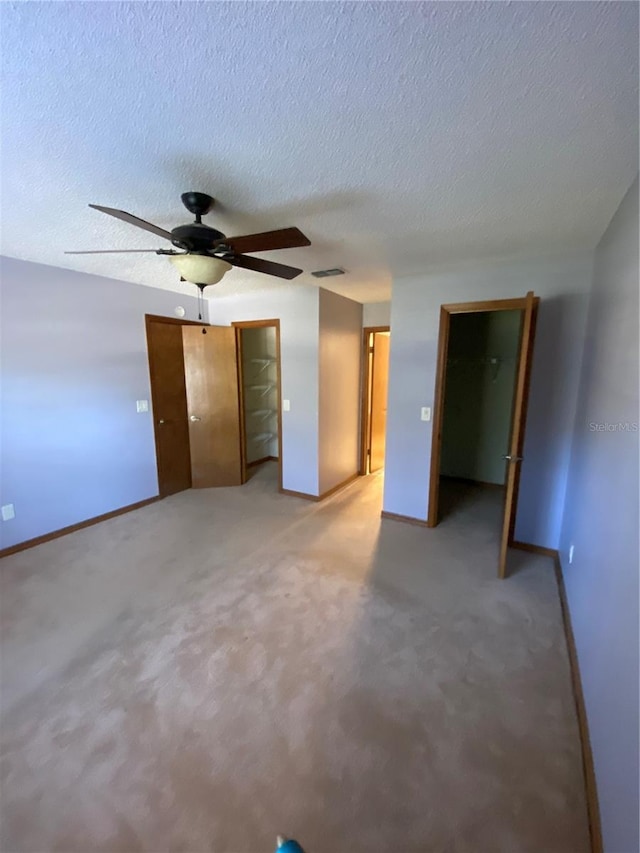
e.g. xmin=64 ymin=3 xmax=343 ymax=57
xmin=503 ymin=454 xmax=523 ymax=462
xmin=158 ymin=419 xmax=165 ymax=424
xmin=190 ymin=415 xmax=201 ymax=422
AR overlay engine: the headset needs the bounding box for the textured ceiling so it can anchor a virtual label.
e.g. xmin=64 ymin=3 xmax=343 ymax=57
xmin=1 ymin=1 xmax=637 ymax=303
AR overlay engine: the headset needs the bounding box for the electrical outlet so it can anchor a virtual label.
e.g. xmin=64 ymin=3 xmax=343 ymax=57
xmin=421 ymin=407 xmax=431 ymax=422
xmin=1 ymin=504 xmax=15 ymax=522
xmin=569 ymin=544 xmax=574 ymax=564
xmin=282 ymin=399 xmax=291 ymax=412
xmin=136 ymin=400 xmax=149 ymax=413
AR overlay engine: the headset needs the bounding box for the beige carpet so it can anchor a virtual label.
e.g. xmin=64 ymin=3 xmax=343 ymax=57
xmin=0 ymin=464 xmax=589 ymax=852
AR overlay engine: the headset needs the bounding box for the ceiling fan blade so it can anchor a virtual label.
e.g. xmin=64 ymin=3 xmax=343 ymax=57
xmin=64 ymin=249 xmax=162 ymax=254
xmin=228 ymin=254 xmax=303 ymax=280
xmin=221 ymin=227 xmax=311 ymax=254
xmin=89 ymin=204 xmax=173 ymax=241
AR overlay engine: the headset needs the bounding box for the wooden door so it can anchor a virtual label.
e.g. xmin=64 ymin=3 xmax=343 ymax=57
xmin=369 ymin=332 xmax=390 ymax=473
xmin=182 ymin=324 xmax=243 ymax=488
xmin=498 ymin=291 xmax=539 ymax=578
xmin=146 ymin=318 xmax=192 ymax=497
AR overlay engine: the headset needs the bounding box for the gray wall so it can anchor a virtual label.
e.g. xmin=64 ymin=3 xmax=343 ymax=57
xmin=210 ymin=286 xmax=320 ymax=496
xmin=0 ymin=256 xmax=202 ymax=549
xmin=559 ymin=179 xmax=639 ymax=852
xmin=363 ymin=301 xmax=391 ymax=327
xmin=384 ymin=252 xmax=594 ymax=547
xmin=318 ymin=289 xmax=363 ymax=494
xmin=441 ymin=310 xmax=521 ymax=485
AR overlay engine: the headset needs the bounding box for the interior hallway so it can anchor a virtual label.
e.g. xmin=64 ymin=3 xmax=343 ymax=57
xmin=0 ymin=463 xmax=589 ymax=852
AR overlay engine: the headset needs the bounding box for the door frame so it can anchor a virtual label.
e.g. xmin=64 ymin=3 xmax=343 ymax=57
xmin=426 ymin=296 xmax=539 ymax=529
xmin=232 ymin=319 xmax=284 ymax=492
xmin=359 ymin=325 xmax=391 ymax=475
xmin=145 ymin=313 xmax=204 ymax=498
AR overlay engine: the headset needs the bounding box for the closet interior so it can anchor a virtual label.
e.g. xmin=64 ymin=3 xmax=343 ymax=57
xmin=239 ymin=324 xmax=280 ymax=476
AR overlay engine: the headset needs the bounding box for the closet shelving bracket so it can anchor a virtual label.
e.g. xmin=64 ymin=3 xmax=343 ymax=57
xmin=248 ymin=384 xmax=275 ymax=397
xmin=251 ymin=408 xmax=276 ymax=421
xmin=250 ymin=357 xmax=276 ymax=375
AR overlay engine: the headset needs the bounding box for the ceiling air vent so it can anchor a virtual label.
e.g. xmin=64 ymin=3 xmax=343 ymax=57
xmin=311 ymin=268 xmax=346 ymax=278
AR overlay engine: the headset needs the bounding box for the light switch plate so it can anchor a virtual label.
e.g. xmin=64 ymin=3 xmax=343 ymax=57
xmin=136 ymin=400 xmax=149 ymax=413
xmin=282 ymin=399 xmax=291 ymax=412
xmin=421 ymin=407 xmax=431 ymax=422
xmin=1 ymin=503 xmax=15 ymax=521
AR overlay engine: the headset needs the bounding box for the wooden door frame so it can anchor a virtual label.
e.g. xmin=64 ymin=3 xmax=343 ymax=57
xmin=359 ymin=326 xmax=391 ymax=475
xmin=145 ymin=313 xmax=204 ymax=497
xmin=232 ymin=319 xmax=283 ymax=493
xmin=426 ymin=297 xmax=539 ymax=528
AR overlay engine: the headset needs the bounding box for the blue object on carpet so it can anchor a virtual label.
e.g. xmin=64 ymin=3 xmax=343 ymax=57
xmin=275 ymin=838 xmax=306 ymax=853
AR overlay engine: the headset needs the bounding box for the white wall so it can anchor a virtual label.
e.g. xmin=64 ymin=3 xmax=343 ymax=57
xmin=210 ymin=286 xmax=320 ymax=495
xmin=559 ymin=179 xmax=639 ymax=852
xmin=363 ymin=301 xmax=391 ymax=327
xmin=318 ymin=289 xmax=363 ymax=494
xmin=384 ymin=252 xmax=594 ymax=547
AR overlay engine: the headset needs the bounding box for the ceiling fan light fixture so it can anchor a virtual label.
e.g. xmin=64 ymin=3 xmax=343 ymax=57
xmin=168 ymin=253 xmax=232 ymax=286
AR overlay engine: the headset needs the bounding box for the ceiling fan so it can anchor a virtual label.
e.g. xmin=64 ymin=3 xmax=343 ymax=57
xmin=66 ymin=192 xmax=312 ymax=296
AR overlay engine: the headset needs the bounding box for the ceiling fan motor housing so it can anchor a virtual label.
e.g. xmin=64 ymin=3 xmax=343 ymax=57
xmin=170 ymin=222 xmax=227 ymax=252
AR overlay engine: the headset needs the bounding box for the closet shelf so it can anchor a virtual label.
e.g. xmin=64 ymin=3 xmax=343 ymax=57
xmin=249 ymin=357 xmax=276 ymax=375
xmin=251 ymin=432 xmax=275 ymax=442
xmin=250 ymin=408 xmax=276 ymax=416
xmin=248 ymin=384 xmax=275 ymax=396
xmin=447 ymin=356 xmax=515 ymax=365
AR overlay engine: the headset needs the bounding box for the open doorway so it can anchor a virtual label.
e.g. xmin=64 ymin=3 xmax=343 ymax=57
xmin=428 ymin=294 xmax=538 ymax=578
xmin=438 ymin=309 xmax=521 ymax=516
xmin=234 ymin=320 xmax=283 ymax=491
xmin=360 ymin=326 xmax=391 ymax=476
xmin=146 ymin=314 xmax=282 ymax=496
